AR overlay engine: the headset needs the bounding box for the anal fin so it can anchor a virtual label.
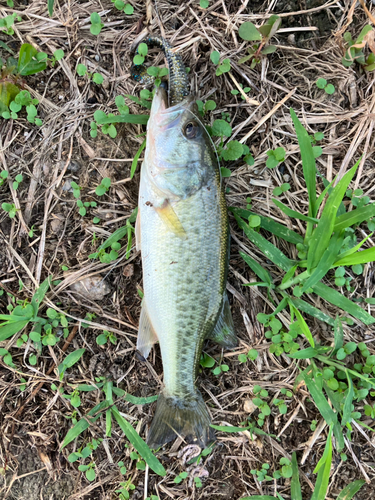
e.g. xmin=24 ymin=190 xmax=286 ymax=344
xmin=137 ymin=301 xmax=158 ymax=358
xmin=208 ymin=292 xmax=237 ymax=348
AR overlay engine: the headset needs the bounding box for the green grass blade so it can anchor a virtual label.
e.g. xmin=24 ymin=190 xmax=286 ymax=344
xmin=58 ymin=348 xmax=85 ymax=378
xmin=332 ymin=421 xmax=345 ymax=453
xmin=230 ymin=207 xmax=303 ymax=244
xmin=313 ymin=282 xmax=375 ymax=325
xmin=98 ymin=114 xmax=149 ymax=125
xmin=241 ymin=497 xmax=278 ymax=500
xmin=342 ymin=372 xmax=354 ymax=427
xmin=290 ymin=297 xmax=335 ymax=326
xmin=272 ymin=199 xmax=318 ymax=224
xmin=301 ymin=372 xmax=337 ymax=425
xmin=131 ymin=138 xmax=146 ymax=179
xmin=97 ymin=226 xmax=128 ymax=251
xmin=311 ymin=433 xmax=333 ymax=500
xmin=300 ymin=231 xmax=344 ymax=294
xmin=289 ymin=303 xmax=315 ymax=347
xmin=337 ymin=480 xmax=366 ymax=500
xmin=291 ymin=452 xmax=302 ymax=500
xmin=240 ymin=251 xmax=272 ymax=285
xmin=111 ymin=406 xmax=166 ymax=476
xmin=333 ymin=233 xmax=372 ymax=263
xmin=61 ymin=400 xmax=110 ymax=448
xmin=48 ymin=0 xmax=54 ymax=16
xmin=281 ymin=264 xmax=298 ymax=285
xmin=0 ymin=320 xmax=29 ymax=341
xmin=315 ymin=177 xmax=335 ymax=212
xmin=334 ymin=246 xmax=375 ymax=267
xmin=210 ymin=424 xmax=252 ymax=432
xmin=125 ymin=393 xmax=158 ymax=404
xmin=307 ymin=160 xmax=360 ymax=272
xmin=210 ymin=424 xmax=274 ymax=438
xmin=111 ymin=387 xmax=158 ymax=404
xmin=289 ymin=347 xmax=318 ymax=359
xmin=31 ymin=276 xmax=51 ymax=316
xmin=333 ymin=316 xmax=344 ymax=353
xmin=234 ymin=214 xmax=294 ymax=272
xmin=334 ymin=203 xmax=375 ymax=232
xmin=313 ymin=426 xmax=332 ymax=473
xmin=290 ymin=108 xmax=317 ymax=218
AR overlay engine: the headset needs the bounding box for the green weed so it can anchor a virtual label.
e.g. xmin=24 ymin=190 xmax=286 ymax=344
xmin=110 ymin=1 xmax=134 ymax=15
xmin=12 ymin=174 xmax=23 ymax=190
xmin=70 ymin=181 xmax=97 ymax=216
xmin=61 ymin=380 xmax=165 ymax=476
xmin=231 ymin=84 xmax=251 ymax=100
xmin=209 ymin=119 xmax=254 ymax=170
xmin=250 ymin=463 xmax=273 ymax=482
xmin=242 ymin=450 xmax=365 ymax=499
xmin=1 ymin=202 xmax=17 ymax=218
xmin=266 ymin=147 xmax=286 ymax=168
xmin=0 ymin=44 xmax=63 ymax=116
xmin=210 ymin=50 xmax=231 ymax=76
xmin=174 ymin=471 xmax=188 ymax=484
xmin=316 ymin=78 xmax=335 ymax=95
xmin=76 ymin=64 xmax=104 ymax=84
xmin=196 ymin=99 xmax=216 ymax=115
xmin=95 ymin=177 xmax=111 ymax=196
xmin=212 ymin=363 xmax=229 ymax=376
xmin=96 ymin=330 xmax=117 ymax=345
xmin=89 ymin=208 xmax=137 ymax=262
xmin=90 ymin=12 xmax=104 ymax=35
xmin=0 ymin=170 xmax=8 ymax=186
xmin=238 ymin=16 xmax=281 ymax=69
xmin=0 ymin=13 xmax=21 ymax=36
xmin=238 ymin=349 xmax=258 ymax=363
xmin=230 ymin=107 xmax=375 ymax=458
xmin=342 ymin=25 xmax=375 ymax=71
xmin=2 ymin=90 xmax=42 ymax=125
xmin=200 ymin=352 xmax=215 ymax=368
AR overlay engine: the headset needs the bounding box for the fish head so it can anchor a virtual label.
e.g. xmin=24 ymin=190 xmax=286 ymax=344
xmin=145 ymin=86 xmax=218 ymax=199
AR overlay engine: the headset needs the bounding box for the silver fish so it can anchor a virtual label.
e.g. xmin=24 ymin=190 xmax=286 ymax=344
xmin=134 ymin=39 xmax=237 ymax=448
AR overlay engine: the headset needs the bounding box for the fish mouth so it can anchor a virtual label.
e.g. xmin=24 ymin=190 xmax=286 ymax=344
xmin=152 ymin=86 xmax=194 ymax=114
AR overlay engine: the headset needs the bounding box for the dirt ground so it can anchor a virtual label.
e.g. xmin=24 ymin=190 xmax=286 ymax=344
xmin=1 ymin=0 xmax=375 ymax=499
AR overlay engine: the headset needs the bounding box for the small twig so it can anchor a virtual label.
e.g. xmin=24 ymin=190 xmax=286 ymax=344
xmin=228 ymin=71 xmax=260 ymax=105
xmin=239 ymin=88 xmax=297 ymax=144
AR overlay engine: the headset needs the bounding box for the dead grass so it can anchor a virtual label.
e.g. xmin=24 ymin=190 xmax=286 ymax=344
xmin=1 ymin=0 xmax=375 ymax=499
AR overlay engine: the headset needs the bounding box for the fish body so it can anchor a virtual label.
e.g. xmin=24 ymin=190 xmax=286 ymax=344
xmin=134 ymin=38 xmax=236 ymax=448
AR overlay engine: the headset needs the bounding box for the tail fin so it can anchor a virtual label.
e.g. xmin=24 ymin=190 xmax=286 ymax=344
xmin=147 ymin=391 xmax=215 ymax=449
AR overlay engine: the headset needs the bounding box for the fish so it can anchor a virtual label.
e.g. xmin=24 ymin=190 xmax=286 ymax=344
xmin=134 ymin=36 xmax=237 ymax=449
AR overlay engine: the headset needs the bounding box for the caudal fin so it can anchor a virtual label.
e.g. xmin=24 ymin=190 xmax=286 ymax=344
xmin=147 ymin=391 xmax=214 ymax=449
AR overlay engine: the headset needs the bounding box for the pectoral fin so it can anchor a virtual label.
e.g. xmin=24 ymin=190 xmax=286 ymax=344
xmin=154 ymin=200 xmax=187 ymax=239
xmin=208 ymin=293 xmax=237 ymax=348
xmin=137 ymin=301 xmax=158 ymax=358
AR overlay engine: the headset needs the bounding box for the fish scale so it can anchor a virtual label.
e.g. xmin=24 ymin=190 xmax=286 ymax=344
xmin=140 ymin=178 xmax=227 ymax=399
xmin=133 ymin=37 xmax=237 ymax=448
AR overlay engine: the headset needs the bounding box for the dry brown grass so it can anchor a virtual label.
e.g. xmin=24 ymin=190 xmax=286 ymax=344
xmin=1 ymin=0 xmax=375 ymax=499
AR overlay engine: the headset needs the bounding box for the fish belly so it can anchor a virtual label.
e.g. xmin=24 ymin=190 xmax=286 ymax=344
xmin=140 ymin=181 xmax=226 ymax=398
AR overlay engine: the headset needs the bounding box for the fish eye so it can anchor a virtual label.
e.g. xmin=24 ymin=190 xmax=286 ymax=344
xmin=183 ymin=121 xmax=199 ymax=139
